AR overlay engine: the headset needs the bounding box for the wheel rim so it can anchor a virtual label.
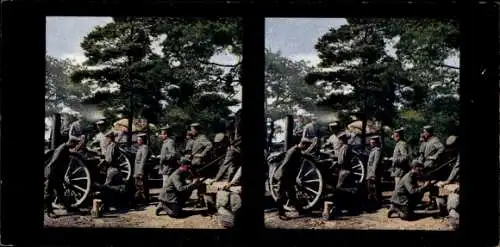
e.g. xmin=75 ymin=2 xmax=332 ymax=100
xmin=52 ymin=154 xmax=91 ymax=208
xmin=330 ymin=156 xmax=365 ymax=184
xmin=269 ymin=158 xmax=323 ymax=211
xmin=117 ymin=151 xmax=132 ymax=182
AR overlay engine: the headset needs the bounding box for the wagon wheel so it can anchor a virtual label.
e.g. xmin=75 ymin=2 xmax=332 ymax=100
xmin=330 ymin=156 xmax=365 ymax=184
xmin=269 ymin=157 xmax=323 ymax=211
xmin=45 ymin=154 xmax=91 ymax=208
xmin=117 ymin=151 xmax=132 ymax=182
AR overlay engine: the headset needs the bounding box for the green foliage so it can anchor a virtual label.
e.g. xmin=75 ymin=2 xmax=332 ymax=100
xmin=265 ymin=49 xmax=323 ymax=120
xmin=45 ymin=55 xmax=91 ymax=117
xmin=71 ymin=17 xmax=242 ymax=139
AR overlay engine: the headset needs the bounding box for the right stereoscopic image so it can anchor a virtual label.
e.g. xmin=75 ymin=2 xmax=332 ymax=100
xmin=264 ymin=18 xmax=460 ymax=230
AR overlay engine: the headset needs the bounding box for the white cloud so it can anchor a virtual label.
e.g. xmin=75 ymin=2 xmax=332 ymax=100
xmin=288 ymin=53 xmax=320 ymax=66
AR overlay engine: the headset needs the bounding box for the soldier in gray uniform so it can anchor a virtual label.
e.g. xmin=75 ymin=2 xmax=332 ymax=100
xmin=184 ymin=130 xmax=194 ymax=154
xmin=391 ymin=127 xmax=410 ymax=191
xmin=155 ymin=159 xmax=201 ymax=217
xmin=96 ymin=131 xmax=128 ymax=211
xmin=437 ymin=154 xmax=459 ymax=229
xmin=189 ymin=123 xmax=213 ymax=168
xmin=158 ymin=125 xmax=177 ymax=187
xmin=274 ymin=139 xmax=311 ymax=220
xmin=366 ymin=136 xmax=382 ymax=210
xmin=90 ymin=120 xmax=109 ymax=155
xmin=293 ymin=113 xmax=306 ymax=138
xmin=302 ymin=116 xmax=320 ymax=141
xmin=418 ymin=125 xmax=445 ymax=210
xmin=388 ymin=160 xmax=432 ymax=220
xmin=68 ymin=114 xmax=86 ymax=152
xmin=44 ymin=136 xmax=81 ymax=218
xmin=133 ymin=133 xmax=150 ymax=206
xmin=324 ymin=121 xmax=342 ymax=153
xmin=331 ymin=132 xmax=362 ymax=216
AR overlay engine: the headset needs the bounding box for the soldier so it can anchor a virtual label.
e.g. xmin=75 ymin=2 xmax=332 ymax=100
xmin=215 ymin=166 xmax=242 ymax=228
xmin=324 ymin=121 xmax=342 ymax=153
xmin=96 ymin=131 xmax=128 ymax=211
xmin=68 ymin=114 xmax=86 ymax=152
xmin=133 ymin=133 xmax=150 ymax=206
xmin=331 ymin=132 xmax=362 ymax=217
xmin=90 ymin=119 xmax=109 ymax=155
xmin=418 ymin=125 xmax=445 ymax=210
xmin=155 ymin=159 xmax=201 ymax=218
xmin=437 ymin=154 xmax=459 ymax=229
xmin=184 ymin=130 xmax=194 ymax=154
xmin=391 ymin=127 xmax=410 ymax=191
xmin=44 ymin=136 xmax=81 ymax=218
xmin=366 ymin=135 xmax=382 ymax=210
xmin=293 ymin=112 xmax=306 ymax=138
xmin=189 ymin=123 xmax=213 ymax=168
xmin=158 ymin=125 xmax=177 ymax=187
xmin=388 ymin=160 xmax=432 ymax=220
xmin=274 ymin=139 xmax=312 ymax=220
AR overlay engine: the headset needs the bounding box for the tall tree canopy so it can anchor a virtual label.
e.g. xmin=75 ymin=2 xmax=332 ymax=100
xmin=71 ymin=17 xmax=242 ymax=138
xmin=265 ymin=49 xmax=323 ymax=120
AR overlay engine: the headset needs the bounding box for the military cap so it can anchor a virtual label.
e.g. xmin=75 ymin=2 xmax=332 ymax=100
xmin=104 ymin=131 xmax=115 ymax=138
xmin=190 ymin=123 xmax=201 ymax=128
xmin=329 ymin=121 xmax=340 ymax=127
xmin=393 ymin=127 xmax=405 ymax=134
xmin=136 ymin=133 xmax=147 ymax=138
xmin=422 ymin=125 xmax=434 ymax=132
xmin=410 ymin=159 xmax=424 ymax=168
xmin=446 ymin=135 xmax=457 ymax=146
xmin=369 ymin=135 xmax=381 ymax=141
xmin=160 ymin=125 xmax=170 ymax=130
xmin=214 ymin=133 xmax=226 ymax=143
xmin=68 ymin=136 xmax=81 ymax=142
xmin=96 ymin=120 xmax=105 ymax=125
xmin=311 ymin=116 xmax=318 ymax=120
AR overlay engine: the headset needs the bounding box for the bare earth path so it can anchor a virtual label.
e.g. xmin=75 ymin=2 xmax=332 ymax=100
xmin=45 ymin=189 xmax=453 ymax=230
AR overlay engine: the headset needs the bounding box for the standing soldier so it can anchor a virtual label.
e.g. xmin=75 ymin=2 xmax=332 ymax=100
xmin=189 ymin=123 xmax=213 ymax=207
xmin=68 ymin=113 xmax=86 ymax=152
xmin=366 ymin=136 xmax=382 ymax=210
xmin=90 ymin=119 xmax=109 ymax=155
xmin=133 ymin=133 xmax=150 ymax=206
xmin=189 ymin=123 xmax=213 ymax=168
xmin=418 ymin=125 xmax=445 ymax=210
xmin=302 ymin=116 xmax=320 ymax=153
xmin=324 ymin=121 xmax=342 ymax=154
xmin=184 ymin=130 xmax=194 ymax=154
xmin=391 ymin=128 xmax=410 ymax=190
xmin=44 ymin=136 xmax=81 ymax=218
xmin=158 ymin=125 xmax=177 ymax=188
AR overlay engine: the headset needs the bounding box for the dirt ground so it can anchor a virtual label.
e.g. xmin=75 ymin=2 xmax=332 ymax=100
xmin=44 ymin=189 xmax=454 ymax=230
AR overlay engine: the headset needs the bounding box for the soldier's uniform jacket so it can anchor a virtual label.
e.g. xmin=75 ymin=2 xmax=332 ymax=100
xmin=336 ymin=144 xmax=353 ymax=170
xmin=326 ymin=134 xmax=342 ymax=152
xmin=69 ymin=120 xmax=83 ymax=139
xmin=190 ymin=134 xmax=213 ymax=166
xmin=134 ymin=144 xmax=150 ymax=177
xmin=159 ymin=168 xmax=197 ymax=204
xmin=418 ymin=136 xmax=445 ymax=168
xmin=214 ymin=146 xmax=241 ymax=182
xmin=293 ymin=121 xmax=305 ymax=137
xmin=159 ymin=137 xmax=176 ymax=175
xmin=302 ymin=122 xmax=319 ymax=140
xmin=390 ymin=170 xmax=427 ymax=206
xmin=92 ymin=131 xmax=110 ymax=154
xmin=366 ymin=146 xmax=382 ymax=180
xmin=392 ymin=140 xmax=410 ymax=177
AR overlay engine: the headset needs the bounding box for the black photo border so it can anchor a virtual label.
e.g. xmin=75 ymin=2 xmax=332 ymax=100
xmin=0 ymin=1 xmax=498 ymax=247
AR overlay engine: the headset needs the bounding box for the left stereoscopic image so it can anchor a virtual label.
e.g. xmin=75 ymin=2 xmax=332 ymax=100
xmin=44 ymin=17 xmax=242 ymax=228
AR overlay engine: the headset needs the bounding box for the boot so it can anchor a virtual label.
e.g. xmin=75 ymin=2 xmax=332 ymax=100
xmin=387 ymin=205 xmax=397 ymax=218
xmin=155 ymin=202 xmax=166 ymax=216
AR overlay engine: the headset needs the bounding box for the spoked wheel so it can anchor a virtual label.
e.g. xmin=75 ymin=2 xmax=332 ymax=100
xmin=269 ymin=157 xmax=323 ymax=211
xmin=117 ymin=151 xmax=132 ymax=182
xmin=330 ymin=156 xmax=365 ymax=184
xmin=45 ymin=153 xmax=92 ymax=208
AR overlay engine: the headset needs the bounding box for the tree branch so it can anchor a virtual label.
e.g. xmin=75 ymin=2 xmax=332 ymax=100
xmin=433 ymin=62 xmax=460 ymax=70
xmin=200 ymin=60 xmax=241 ymax=68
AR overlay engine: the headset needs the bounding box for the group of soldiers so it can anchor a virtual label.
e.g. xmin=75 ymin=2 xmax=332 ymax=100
xmin=274 ymin=112 xmax=459 ymax=228
xmin=44 ymin=113 xmax=243 ymax=228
